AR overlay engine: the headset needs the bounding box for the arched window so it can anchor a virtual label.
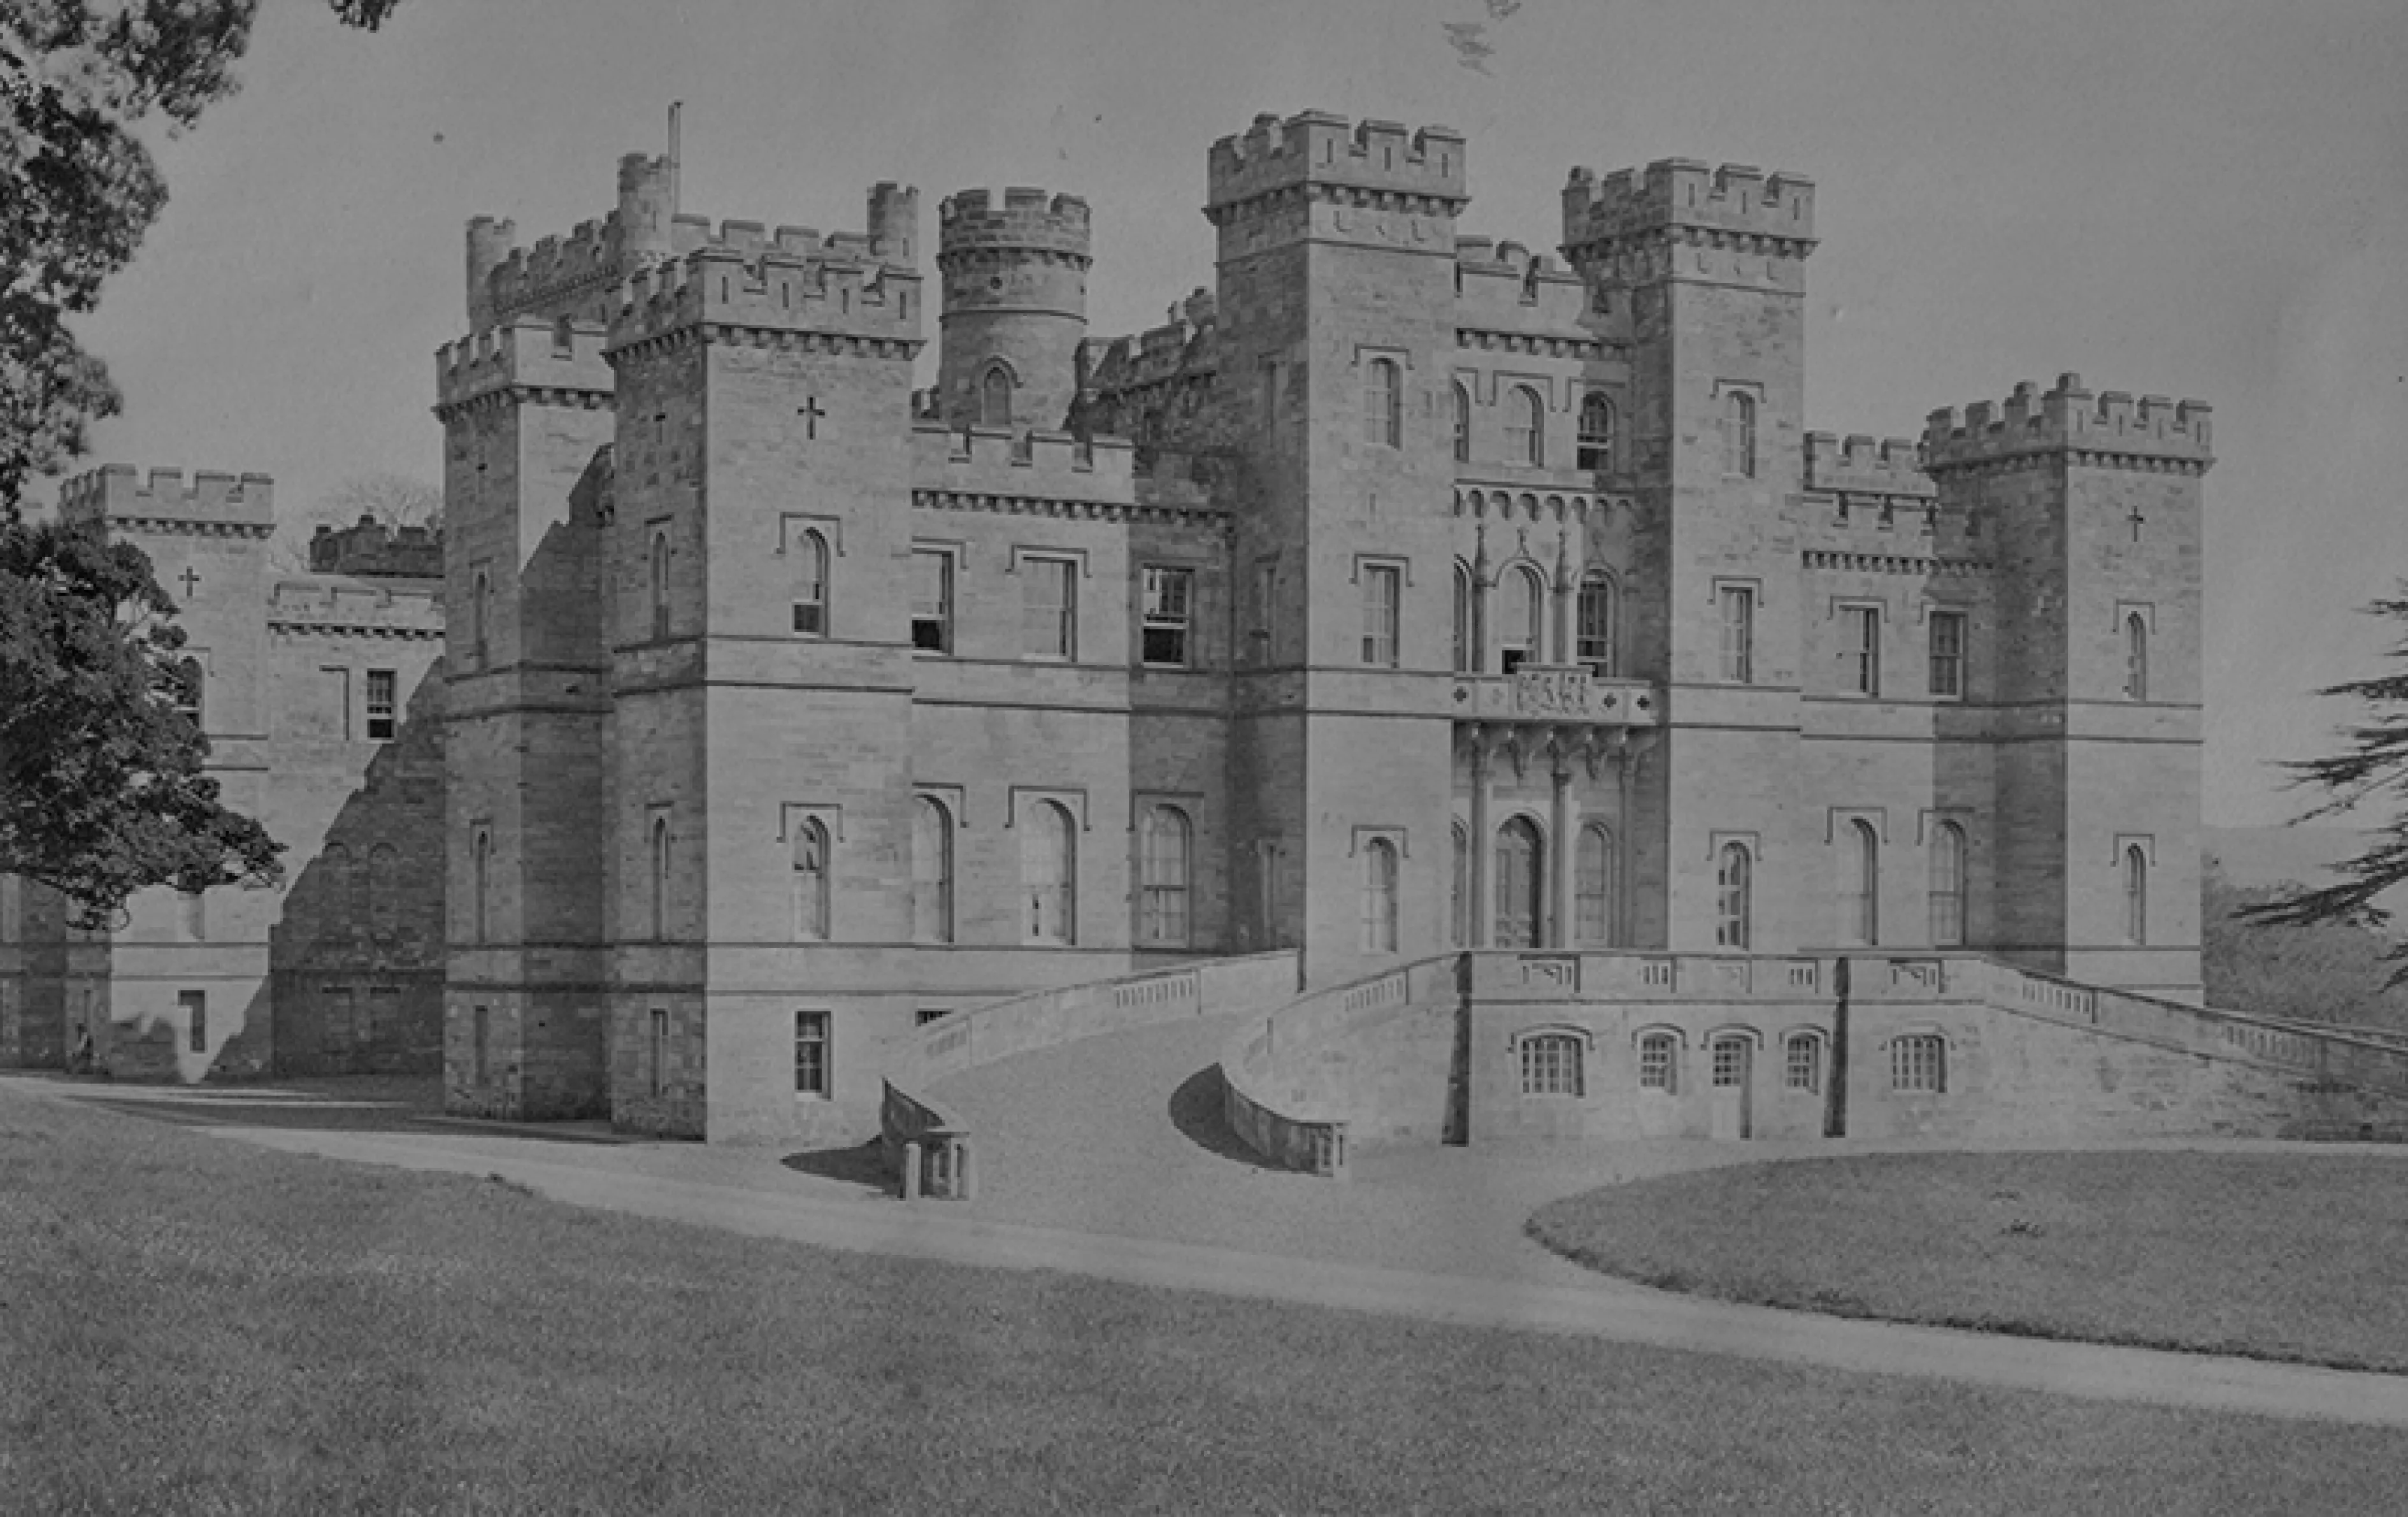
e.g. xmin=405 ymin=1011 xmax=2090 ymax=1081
xmin=1638 ymin=1031 xmax=1679 ymax=1093
xmin=1928 ymin=822 xmax=1967 ymax=947
xmin=980 ymin=366 xmax=1014 ymax=428
xmin=171 ymin=657 xmax=204 ymax=728
xmin=1497 ymin=564 xmax=1544 ymax=673
xmin=1364 ymin=357 xmax=1401 ymax=447
xmin=1360 ymin=837 xmax=1399 ymax=953
xmin=912 ymin=797 xmax=953 ymax=944
xmin=177 ymin=889 xmax=206 ymax=944
xmin=1575 ymin=824 xmax=1615 ymax=945
xmin=1520 ymin=1032 xmax=1584 ymax=1097
xmin=2123 ymin=844 xmax=2148 ymax=945
xmin=2123 ymin=614 xmax=2149 ymax=701
xmin=1575 ymin=572 xmax=1614 ymax=673
xmin=1505 ymin=386 xmax=1544 ymax=467
xmin=1577 ymin=393 xmax=1614 ymax=472
xmin=1452 ymin=383 xmax=1472 ymax=463
xmin=1451 ymin=561 xmax=1475 ymax=673
xmin=368 ymin=843 xmax=399 ymax=933
xmin=649 ymin=816 xmax=671 ymax=940
xmin=1840 ymin=819 xmax=1879 ymax=946
xmin=1724 ymin=391 xmax=1757 ymax=477
xmin=791 ymin=528 xmax=828 ymax=636
xmin=791 ymin=817 xmax=830 ymax=940
xmin=1450 ymin=821 xmax=1470 ymax=948
xmin=1138 ymin=805 xmax=1192 ymax=947
xmin=1715 ymin=842 xmax=1752 ymax=950
xmin=649 ymin=531 xmax=671 ymax=640
xmin=1022 ymin=800 xmax=1075 ymax=945
xmin=468 ymin=834 xmax=489 ymax=945
xmin=1494 ymin=817 xmax=1543 ymax=949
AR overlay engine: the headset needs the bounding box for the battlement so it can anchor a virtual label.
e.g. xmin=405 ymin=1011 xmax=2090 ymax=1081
xmin=436 ymin=317 xmax=614 ymax=409
xmin=1923 ymin=375 xmax=2214 ymax=471
xmin=1085 ymin=291 xmax=1217 ymax=395
xmin=607 ymin=241 xmax=926 ymax=352
xmin=1804 ymin=433 xmax=1935 ymax=500
xmin=308 ymin=516 xmax=444 ymax=579
xmin=936 ymin=187 xmax=1093 ymax=262
xmin=1454 ymin=235 xmax=1588 ymax=330
xmin=1561 ymin=159 xmax=1816 ymax=252
xmin=1207 ymin=111 xmax=1468 ymax=213
xmin=266 ymin=575 xmax=445 ymax=636
xmin=912 ymin=421 xmax=1136 ymax=503
xmin=58 ymin=465 xmax=275 ymax=530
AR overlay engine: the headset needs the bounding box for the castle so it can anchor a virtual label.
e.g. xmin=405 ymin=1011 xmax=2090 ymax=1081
xmin=6 ymin=109 xmax=2246 ymax=1149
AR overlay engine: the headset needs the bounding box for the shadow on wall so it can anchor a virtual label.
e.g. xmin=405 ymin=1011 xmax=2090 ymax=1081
xmin=1168 ymin=1064 xmax=1287 ymax=1172
xmin=268 ymin=662 xmax=448 ymax=1076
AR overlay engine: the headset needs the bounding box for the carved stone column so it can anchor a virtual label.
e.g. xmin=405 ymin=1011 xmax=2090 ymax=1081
xmin=1552 ymin=517 xmax=1581 ymax=665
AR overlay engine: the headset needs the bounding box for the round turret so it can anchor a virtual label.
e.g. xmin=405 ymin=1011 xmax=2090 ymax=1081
xmin=935 ymin=187 xmax=1093 ymax=432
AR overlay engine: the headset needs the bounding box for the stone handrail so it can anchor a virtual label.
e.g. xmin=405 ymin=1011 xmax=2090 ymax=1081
xmin=880 ymin=1079 xmax=975 ymax=1201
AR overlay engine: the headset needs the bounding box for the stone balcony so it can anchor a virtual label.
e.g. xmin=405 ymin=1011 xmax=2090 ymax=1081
xmin=1449 ymin=666 xmax=1661 ymax=727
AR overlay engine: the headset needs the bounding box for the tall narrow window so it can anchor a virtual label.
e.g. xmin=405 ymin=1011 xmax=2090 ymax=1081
xmin=2124 ymin=614 xmax=2149 ymax=701
xmin=980 ymin=366 xmax=1013 ymax=428
xmin=1577 ymin=393 xmax=1614 ymax=472
xmin=1365 ymin=357 xmax=1401 ymax=447
xmin=1576 ymin=572 xmax=1614 ymax=673
xmin=1021 ymin=556 xmax=1077 ymax=660
xmin=1450 ymin=822 xmax=1470 ymax=948
xmin=171 ymin=657 xmax=204 ymax=728
xmin=1928 ymin=611 xmax=1965 ymax=699
xmin=177 ymin=889 xmax=206 ymax=944
xmin=1498 ymin=566 xmax=1543 ymax=673
xmin=1452 ymin=383 xmax=1472 ymax=463
xmin=1638 ymin=1032 xmax=1677 ymax=1092
xmin=1840 ymin=820 xmax=1879 ymax=946
xmin=1724 ymin=391 xmax=1758 ymax=477
xmin=1785 ymin=1033 xmax=1822 ymax=1093
xmin=1719 ymin=586 xmax=1755 ymax=684
xmin=1138 ymin=806 xmax=1192 ymax=947
xmin=1451 ymin=561 xmax=1475 ymax=673
xmin=912 ymin=549 xmax=952 ymax=654
xmin=1252 ymin=560 xmax=1277 ymax=665
xmin=1361 ymin=837 xmax=1400 ymax=953
xmin=794 ymin=1009 xmax=830 ymax=1096
xmin=790 ymin=527 xmax=829 ymax=636
xmin=1023 ymin=800 xmax=1075 ymax=944
xmin=1843 ymin=606 xmax=1880 ymax=696
xmin=1575 ymin=824 xmax=1614 ymax=945
xmin=649 ymin=815 xmax=671 ymax=941
xmin=649 ymin=1007 xmax=669 ymax=1098
xmin=472 ymin=570 xmax=492 ymax=663
xmin=180 ymin=989 xmax=206 ymax=1054
xmin=1929 ymin=822 xmax=1967 ymax=947
xmin=471 ymin=831 xmax=491 ymax=945
xmin=471 ymin=1004 xmax=489 ymax=1084
xmin=791 ymin=817 xmax=830 ymax=941
xmin=1494 ymin=818 xmax=1543 ymax=949
xmin=912 ymin=797 xmax=953 ymax=944
xmin=1506 ymin=386 xmax=1544 ymax=467
xmin=649 ymin=531 xmax=671 ymax=639
xmin=366 ymin=668 xmax=397 ymax=739
xmin=1716 ymin=842 xmax=1752 ymax=949
xmin=2123 ymin=844 xmax=2148 ymax=945
xmin=1142 ymin=566 xmax=1193 ymax=667
xmin=1359 ymin=563 xmax=1401 ymax=668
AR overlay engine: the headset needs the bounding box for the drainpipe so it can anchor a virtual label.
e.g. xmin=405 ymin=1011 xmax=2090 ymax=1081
xmin=1826 ymin=955 xmax=1851 ymax=1139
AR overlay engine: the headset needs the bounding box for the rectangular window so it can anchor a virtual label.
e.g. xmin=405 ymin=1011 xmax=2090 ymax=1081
xmin=1928 ymin=610 xmax=1965 ymax=699
xmin=912 ymin=549 xmax=953 ymax=654
xmin=1253 ymin=560 xmax=1277 ymax=665
xmin=1021 ymin=556 xmax=1076 ymax=660
xmin=1638 ymin=1036 xmax=1676 ymax=1092
xmin=649 ymin=1007 xmax=669 ymax=1098
xmin=1360 ymin=563 xmax=1401 ymax=668
xmin=1843 ymin=606 xmax=1880 ymax=696
xmin=916 ymin=1006 xmax=951 ymax=1027
xmin=179 ymin=989 xmax=206 ymax=1054
xmin=1141 ymin=566 xmax=1193 ymax=668
xmin=794 ymin=1009 xmax=830 ymax=1096
xmin=1891 ymin=1035 xmax=1947 ymax=1093
xmin=1719 ymin=586 xmax=1755 ymax=684
xmin=322 ymin=666 xmax=353 ymax=740
xmin=471 ymin=1004 xmax=489 ymax=1084
xmin=1711 ymin=1041 xmax=1747 ymax=1088
xmin=1785 ymin=1037 xmax=1821 ymax=1093
xmin=366 ymin=669 xmax=397 ymax=740
xmin=1519 ymin=1035 xmax=1584 ymax=1098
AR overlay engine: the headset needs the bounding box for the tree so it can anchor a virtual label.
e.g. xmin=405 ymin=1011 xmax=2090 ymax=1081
xmin=268 ymin=471 xmax=441 ymax=573
xmin=2206 ymin=863 xmax=2408 ymax=1031
xmin=2243 ymin=588 xmax=2408 ymax=984
xmin=1 ymin=0 xmax=403 ymax=924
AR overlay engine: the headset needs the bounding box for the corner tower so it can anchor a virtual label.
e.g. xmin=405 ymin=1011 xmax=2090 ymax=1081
xmin=935 ymin=188 xmax=1089 ymax=431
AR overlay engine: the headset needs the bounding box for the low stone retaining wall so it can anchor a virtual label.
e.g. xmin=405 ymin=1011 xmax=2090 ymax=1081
xmin=880 ymin=1079 xmax=975 ymax=1201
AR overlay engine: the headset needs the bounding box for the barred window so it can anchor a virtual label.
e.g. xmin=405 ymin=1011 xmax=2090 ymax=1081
xmin=794 ymin=1009 xmax=831 ymax=1096
xmin=1891 ymin=1034 xmax=1946 ymax=1093
xmin=1928 ymin=610 xmax=1965 ymax=698
xmin=1638 ymin=1032 xmax=1678 ymax=1093
xmin=1785 ymin=1033 xmax=1821 ymax=1093
xmin=1710 ymin=1038 xmax=1748 ymax=1088
xmin=1520 ymin=1033 xmax=1584 ymax=1098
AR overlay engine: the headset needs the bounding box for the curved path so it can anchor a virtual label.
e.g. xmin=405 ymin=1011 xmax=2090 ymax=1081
xmin=21 ymin=1013 xmax=2408 ymax=1429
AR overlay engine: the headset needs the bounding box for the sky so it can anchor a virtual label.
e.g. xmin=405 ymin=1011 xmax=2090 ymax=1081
xmin=67 ymin=0 xmax=2408 ymax=827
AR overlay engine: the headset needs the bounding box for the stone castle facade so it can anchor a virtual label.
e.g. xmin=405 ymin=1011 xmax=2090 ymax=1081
xmin=3 ymin=109 xmax=2218 ymax=1147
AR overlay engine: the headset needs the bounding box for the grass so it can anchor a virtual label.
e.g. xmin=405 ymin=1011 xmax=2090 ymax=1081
xmin=1530 ymin=1150 xmax=2408 ymax=1373
xmin=8 ymin=1094 xmax=2408 ymax=1517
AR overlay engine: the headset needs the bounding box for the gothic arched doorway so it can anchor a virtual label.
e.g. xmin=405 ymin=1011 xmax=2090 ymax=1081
xmin=1494 ymin=817 xmax=1544 ymax=949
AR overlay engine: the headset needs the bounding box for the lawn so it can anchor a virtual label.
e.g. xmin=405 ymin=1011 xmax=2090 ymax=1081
xmin=8 ymin=1089 xmax=2408 ymax=1517
xmin=1530 ymin=1150 xmax=2408 ymax=1372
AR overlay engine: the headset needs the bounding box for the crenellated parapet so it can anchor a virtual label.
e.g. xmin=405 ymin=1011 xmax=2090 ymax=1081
xmin=1561 ymin=159 xmax=1816 ymax=264
xmin=434 ymin=317 xmax=614 ymax=416
xmin=58 ymin=465 xmax=275 ymax=538
xmin=1206 ymin=111 xmax=1468 ymax=222
xmin=1453 ymin=235 xmax=1590 ymax=338
xmin=606 ymin=238 xmax=925 ymax=361
xmin=1804 ymin=433 xmax=1935 ymax=501
xmin=910 ymin=421 xmax=1135 ymax=503
xmin=936 ymin=187 xmax=1091 ymax=267
xmin=266 ymin=575 xmax=446 ymax=640
xmin=1923 ymin=375 xmax=2213 ymax=475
